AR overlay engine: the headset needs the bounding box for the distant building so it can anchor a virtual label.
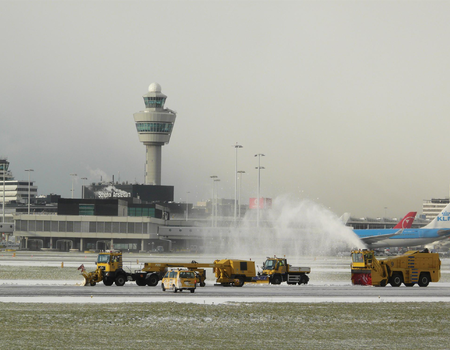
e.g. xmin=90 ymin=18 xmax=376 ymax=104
xmin=422 ymin=198 xmax=450 ymax=220
xmin=0 ymin=158 xmax=37 ymax=205
xmin=83 ymin=183 xmax=174 ymax=203
xmin=57 ymin=198 xmax=170 ymax=219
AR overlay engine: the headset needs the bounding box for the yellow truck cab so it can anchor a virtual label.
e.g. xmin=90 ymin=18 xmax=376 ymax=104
xmin=97 ymin=251 xmax=123 ymax=272
xmin=96 ymin=251 xmax=126 ymax=286
xmin=258 ymin=257 xmax=310 ymax=285
xmin=161 ymin=269 xmax=197 ymax=293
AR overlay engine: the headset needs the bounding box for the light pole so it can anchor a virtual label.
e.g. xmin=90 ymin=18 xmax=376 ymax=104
xmin=2 ymin=161 xmax=7 ymax=223
xmin=210 ymin=176 xmax=218 ymax=226
xmin=237 ymin=170 xmax=246 ymax=219
xmin=70 ymin=173 xmax=77 ymax=199
xmin=214 ymin=179 xmax=221 ymax=227
xmin=81 ymin=177 xmax=87 ymax=199
xmin=234 ymin=143 xmax=243 ymax=225
xmin=255 ymin=154 xmax=265 ymax=228
xmin=186 ymin=191 xmax=190 ymax=221
xmin=25 ymin=169 xmax=34 ymax=214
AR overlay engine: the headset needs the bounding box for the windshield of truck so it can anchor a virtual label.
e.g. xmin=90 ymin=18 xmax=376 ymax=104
xmin=352 ymin=253 xmax=364 ymax=263
xmin=97 ymin=255 xmax=110 ymax=264
xmin=264 ymin=260 xmax=276 ymax=270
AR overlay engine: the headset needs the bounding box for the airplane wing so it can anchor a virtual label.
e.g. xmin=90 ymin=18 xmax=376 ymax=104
xmin=360 ymin=229 xmax=403 ymax=245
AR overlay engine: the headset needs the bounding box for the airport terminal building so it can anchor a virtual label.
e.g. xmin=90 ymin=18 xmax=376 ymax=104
xmin=12 ymin=186 xmax=200 ymax=251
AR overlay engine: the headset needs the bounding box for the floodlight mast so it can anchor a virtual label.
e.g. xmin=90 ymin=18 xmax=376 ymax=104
xmin=255 ymin=154 xmax=265 ymax=228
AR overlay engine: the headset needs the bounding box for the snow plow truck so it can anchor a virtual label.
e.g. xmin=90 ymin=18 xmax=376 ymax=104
xmin=252 ymin=257 xmax=310 ymax=285
xmin=351 ymin=249 xmax=441 ymax=287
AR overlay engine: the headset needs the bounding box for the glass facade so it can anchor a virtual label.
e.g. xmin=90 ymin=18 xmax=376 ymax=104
xmin=79 ymin=204 xmax=95 ymax=216
xmin=16 ymin=219 xmax=148 ymax=234
xmin=128 ymin=207 xmax=156 ymax=217
xmin=144 ymin=97 xmax=166 ymax=108
xmin=136 ymin=122 xmax=173 ymax=133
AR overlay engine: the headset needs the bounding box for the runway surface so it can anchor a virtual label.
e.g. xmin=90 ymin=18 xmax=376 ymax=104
xmin=1 ymin=251 xmax=449 ymax=304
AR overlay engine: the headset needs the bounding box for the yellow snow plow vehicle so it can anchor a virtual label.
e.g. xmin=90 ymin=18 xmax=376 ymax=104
xmin=213 ymin=259 xmax=257 ymax=287
xmin=79 ymin=250 xmax=141 ymax=286
xmin=351 ymin=249 xmax=441 ymax=287
xmin=252 ymin=257 xmax=310 ymax=285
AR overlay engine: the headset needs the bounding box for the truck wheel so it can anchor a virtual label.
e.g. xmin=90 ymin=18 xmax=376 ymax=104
xmin=89 ymin=281 xmax=96 ymax=286
xmin=389 ymin=273 xmax=402 ymax=287
xmin=234 ymin=276 xmax=245 ymax=287
xmin=299 ymin=275 xmax=309 ymax=285
xmin=271 ymin=275 xmax=282 ymax=285
xmin=190 ymin=288 xmax=195 ymax=293
xmin=115 ymin=275 xmax=126 ymax=286
xmin=161 ymin=283 xmax=166 ymax=291
xmin=173 ymin=285 xmax=177 ymax=293
xmin=103 ymin=278 xmax=113 ymax=286
xmin=418 ymin=273 xmax=430 ymax=287
xmin=136 ymin=279 xmax=146 ymax=286
xmin=146 ymin=274 xmax=159 ymax=287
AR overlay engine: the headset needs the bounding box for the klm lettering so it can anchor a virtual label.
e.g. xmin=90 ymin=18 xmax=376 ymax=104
xmin=437 ymin=211 xmax=450 ymax=221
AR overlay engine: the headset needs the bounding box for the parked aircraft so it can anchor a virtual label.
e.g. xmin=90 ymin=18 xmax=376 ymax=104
xmin=352 ymin=206 xmax=450 ymax=248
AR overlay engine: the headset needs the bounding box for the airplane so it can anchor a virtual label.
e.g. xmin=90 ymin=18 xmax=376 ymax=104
xmin=351 ymin=205 xmax=450 ymax=248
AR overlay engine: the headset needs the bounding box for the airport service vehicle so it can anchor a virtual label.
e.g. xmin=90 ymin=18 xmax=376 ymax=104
xmin=142 ymin=259 xmax=257 ymax=287
xmin=161 ymin=269 xmax=197 ymax=293
xmin=80 ymin=251 xmax=210 ymax=287
xmin=79 ymin=250 xmax=151 ymax=286
xmin=351 ymin=249 xmax=441 ymax=287
xmin=213 ymin=259 xmax=257 ymax=287
xmin=253 ymin=257 xmax=310 ymax=285
xmin=80 ymin=251 xmax=257 ymax=287
xmin=141 ymin=261 xmax=211 ymax=287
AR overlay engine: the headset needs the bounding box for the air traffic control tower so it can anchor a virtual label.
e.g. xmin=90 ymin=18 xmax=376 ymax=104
xmin=133 ymin=83 xmax=177 ymax=185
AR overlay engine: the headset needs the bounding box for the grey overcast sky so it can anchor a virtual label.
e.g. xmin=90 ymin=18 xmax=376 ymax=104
xmin=1 ymin=0 xmax=450 ymax=218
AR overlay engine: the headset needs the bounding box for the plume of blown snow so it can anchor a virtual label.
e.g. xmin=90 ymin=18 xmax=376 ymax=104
xmin=215 ymin=195 xmax=364 ymax=257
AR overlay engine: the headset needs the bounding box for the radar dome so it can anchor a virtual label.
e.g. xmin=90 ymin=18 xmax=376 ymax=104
xmin=148 ymin=83 xmax=162 ymax=93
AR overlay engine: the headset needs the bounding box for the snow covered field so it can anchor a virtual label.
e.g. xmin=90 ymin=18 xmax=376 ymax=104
xmin=1 ymin=302 xmax=449 ymax=349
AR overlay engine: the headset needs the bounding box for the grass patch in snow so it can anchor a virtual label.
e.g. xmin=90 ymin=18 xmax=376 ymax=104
xmin=0 ymin=302 xmax=449 ymax=349
xmin=0 ymin=266 xmax=83 ymax=280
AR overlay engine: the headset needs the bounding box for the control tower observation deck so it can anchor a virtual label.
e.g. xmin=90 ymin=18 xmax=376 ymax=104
xmin=133 ymin=83 xmax=177 ymax=185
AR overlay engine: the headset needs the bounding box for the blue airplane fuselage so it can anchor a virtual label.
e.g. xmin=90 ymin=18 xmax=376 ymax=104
xmin=353 ymin=228 xmax=449 ymax=248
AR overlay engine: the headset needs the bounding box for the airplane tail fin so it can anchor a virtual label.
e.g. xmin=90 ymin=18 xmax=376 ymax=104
xmin=422 ymin=203 xmax=450 ymax=229
xmin=393 ymin=212 xmax=417 ymax=229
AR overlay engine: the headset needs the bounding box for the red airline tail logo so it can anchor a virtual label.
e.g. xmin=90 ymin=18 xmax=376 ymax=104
xmin=393 ymin=212 xmax=417 ymax=229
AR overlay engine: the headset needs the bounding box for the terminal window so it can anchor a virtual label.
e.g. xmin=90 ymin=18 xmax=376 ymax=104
xmin=79 ymin=204 xmax=95 ymax=216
